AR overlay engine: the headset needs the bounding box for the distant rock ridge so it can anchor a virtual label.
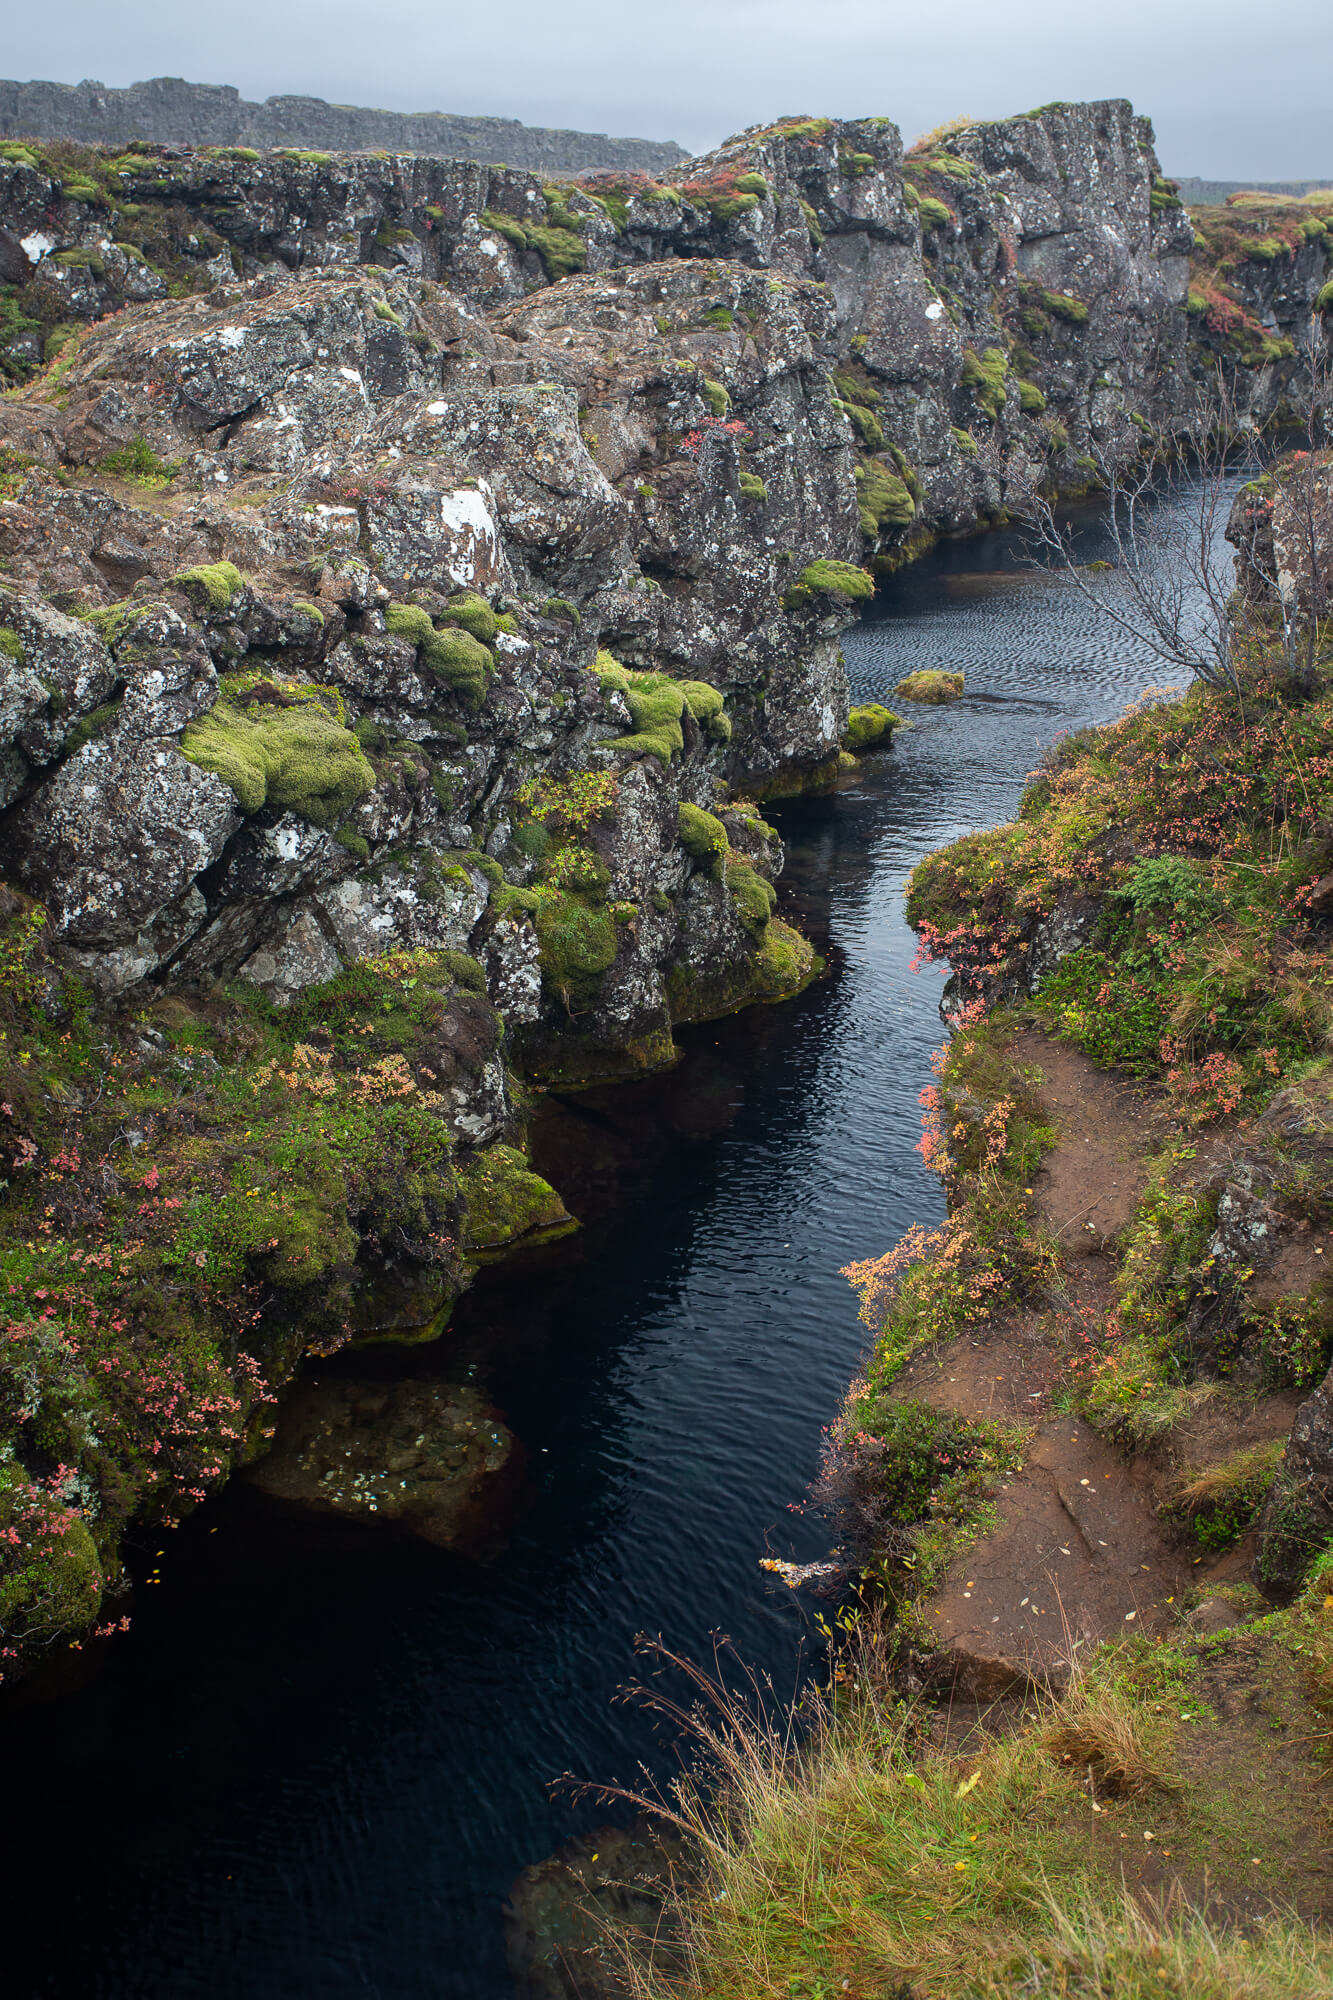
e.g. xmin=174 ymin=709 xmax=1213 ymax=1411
xmin=1175 ymin=174 xmax=1333 ymax=207
xmin=0 ymin=73 xmax=687 ymax=174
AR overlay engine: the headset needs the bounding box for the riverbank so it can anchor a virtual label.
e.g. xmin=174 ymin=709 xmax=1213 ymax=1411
xmin=600 ymin=468 xmax=1333 ymax=1996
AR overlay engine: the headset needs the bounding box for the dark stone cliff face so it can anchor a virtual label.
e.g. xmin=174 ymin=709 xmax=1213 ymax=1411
xmin=0 ymin=75 xmax=687 ymax=175
xmin=0 ymin=101 xmax=1266 ymax=1669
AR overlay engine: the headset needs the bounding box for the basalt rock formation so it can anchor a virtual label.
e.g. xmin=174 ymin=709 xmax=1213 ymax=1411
xmin=0 ymin=75 xmax=687 ymax=175
xmin=0 ymin=99 xmax=1272 ymax=1674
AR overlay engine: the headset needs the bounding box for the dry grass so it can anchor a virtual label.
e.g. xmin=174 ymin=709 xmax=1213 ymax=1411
xmin=1174 ymin=1437 xmax=1285 ymax=1515
xmin=969 ymin=1890 xmax=1333 ymax=1999
xmin=1042 ymin=1676 xmax=1174 ymax=1800
xmin=602 ymin=1630 xmax=1204 ymax=1999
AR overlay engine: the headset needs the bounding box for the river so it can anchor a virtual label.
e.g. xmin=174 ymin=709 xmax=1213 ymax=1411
xmin=0 ymin=492 xmax=1209 ymax=1997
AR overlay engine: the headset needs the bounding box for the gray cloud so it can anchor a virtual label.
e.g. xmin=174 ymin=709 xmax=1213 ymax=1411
xmin=7 ymin=0 xmax=1330 ymax=178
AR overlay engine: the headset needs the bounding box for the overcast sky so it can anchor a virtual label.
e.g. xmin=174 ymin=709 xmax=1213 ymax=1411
xmin=6 ymin=0 xmax=1331 ymax=180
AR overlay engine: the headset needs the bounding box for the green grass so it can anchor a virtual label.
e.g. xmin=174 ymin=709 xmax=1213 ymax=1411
xmin=615 ymin=1617 xmax=1333 ymax=2000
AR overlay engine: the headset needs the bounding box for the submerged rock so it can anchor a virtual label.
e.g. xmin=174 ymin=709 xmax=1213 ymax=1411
xmin=894 ymin=669 xmax=964 ymax=704
xmin=505 ymin=1820 xmax=683 ymax=2000
xmin=243 ymin=1375 xmax=515 ymax=1550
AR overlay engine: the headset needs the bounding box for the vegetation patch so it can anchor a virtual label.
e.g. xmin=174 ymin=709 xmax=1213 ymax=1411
xmin=180 ymin=677 xmax=374 ymax=825
xmin=782 ymin=560 xmax=875 ymax=609
xmin=895 ymin=669 xmax=963 ymax=704
xmin=843 ymin=702 xmax=899 ymax=751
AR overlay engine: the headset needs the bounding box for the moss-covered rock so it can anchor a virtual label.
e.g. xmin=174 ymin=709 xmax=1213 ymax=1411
xmin=678 ymin=801 xmax=728 ymax=868
xmin=180 ymin=682 xmax=375 ymax=824
xmin=533 ymin=889 xmax=619 ymax=1001
xmin=439 ymin=591 xmax=498 ymax=644
xmin=386 ymin=601 xmax=494 ymax=706
xmin=170 ymin=560 xmax=246 ymax=612
xmin=459 ymin=1143 xmax=573 ymax=1252
xmin=843 ymin=703 xmax=899 ymax=751
xmin=680 ymin=679 xmax=731 ymax=744
xmin=782 ymin=560 xmax=875 ymax=609
xmin=725 ymin=857 xmax=777 ymax=930
xmin=895 ymin=670 xmax=964 ymax=704
xmin=856 ymin=462 xmax=916 ymax=537
xmin=595 ymin=653 xmax=727 ymax=765
xmin=960 ymin=346 xmax=1009 ymax=420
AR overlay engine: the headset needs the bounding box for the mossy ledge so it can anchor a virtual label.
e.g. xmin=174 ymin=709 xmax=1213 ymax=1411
xmin=0 ymin=920 xmax=548 ymax=1679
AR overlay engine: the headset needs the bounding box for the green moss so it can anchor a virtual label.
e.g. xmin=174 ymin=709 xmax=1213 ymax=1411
xmin=458 ymin=1142 xmax=570 ymax=1252
xmin=842 ymin=399 xmax=884 ymax=450
xmin=734 ymin=173 xmax=769 ymax=196
xmin=702 ymin=306 xmax=735 ymax=329
xmin=290 ymin=600 xmax=325 ymax=626
xmin=595 ymin=653 xmax=724 ymax=764
xmin=725 ymin=857 xmax=777 ymax=930
xmin=386 ymin=601 xmax=493 ymax=706
xmin=678 ymin=802 xmax=727 ymax=868
xmin=751 ymin=917 xmax=817 ymax=997
xmin=680 ymin=678 xmax=730 ymax=743
xmin=960 ymin=345 xmax=1009 ymax=419
xmin=63 ymin=697 xmax=124 ymax=755
xmin=1017 ymin=379 xmax=1047 ymax=414
xmin=180 ymin=686 xmax=375 ymax=825
xmin=533 ymin=890 xmax=619 ymax=1000
xmin=0 ymin=626 xmax=23 ymax=663
xmin=699 ymin=191 xmax=760 ymax=224
xmin=372 ymin=298 xmax=404 ymax=326
xmin=481 ymin=208 xmax=529 ymax=251
xmin=540 ymin=596 xmax=581 ymax=626
xmin=527 ymin=225 xmax=586 ymax=279
xmin=832 ymin=368 xmax=882 ymax=409
xmin=738 ymin=470 xmax=767 ymax=501
xmin=843 ymin=703 xmax=898 ymax=752
xmin=951 ymin=426 xmax=978 ymax=454
xmin=1042 ymin=289 xmax=1090 ymax=323
xmin=1316 ymin=280 xmax=1333 ymax=314
xmin=782 ymin=560 xmax=875 ymax=609
xmin=171 ymin=561 xmax=246 ymax=613
xmin=856 ymin=461 xmax=916 ymax=536
xmin=702 ymin=378 xmax=730 ymax=417
xmin=895 ymin=669 xmax=963 ymax=704
xmin=439 ymin=591 xmax=498 ymax=643
xmin=917 ymin=195 xmax=953 ymax=231
xmin=54 ymin=245 xmax=105 ymax=275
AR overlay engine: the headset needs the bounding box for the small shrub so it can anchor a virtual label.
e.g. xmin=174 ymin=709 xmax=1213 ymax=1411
xmin=98 ymin=435 xmax=180 ymax=487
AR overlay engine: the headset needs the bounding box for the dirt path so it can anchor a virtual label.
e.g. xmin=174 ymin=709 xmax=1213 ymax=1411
xmin=901 ymin=1030 xmax=1195 ymax=1691
xmin=1010 ymin=1024 xmax=1161 ymax=1255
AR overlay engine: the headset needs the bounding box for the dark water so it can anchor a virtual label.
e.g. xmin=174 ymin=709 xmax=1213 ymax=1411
xmin=0 ymin=497 xmax=1208 ymax=1998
